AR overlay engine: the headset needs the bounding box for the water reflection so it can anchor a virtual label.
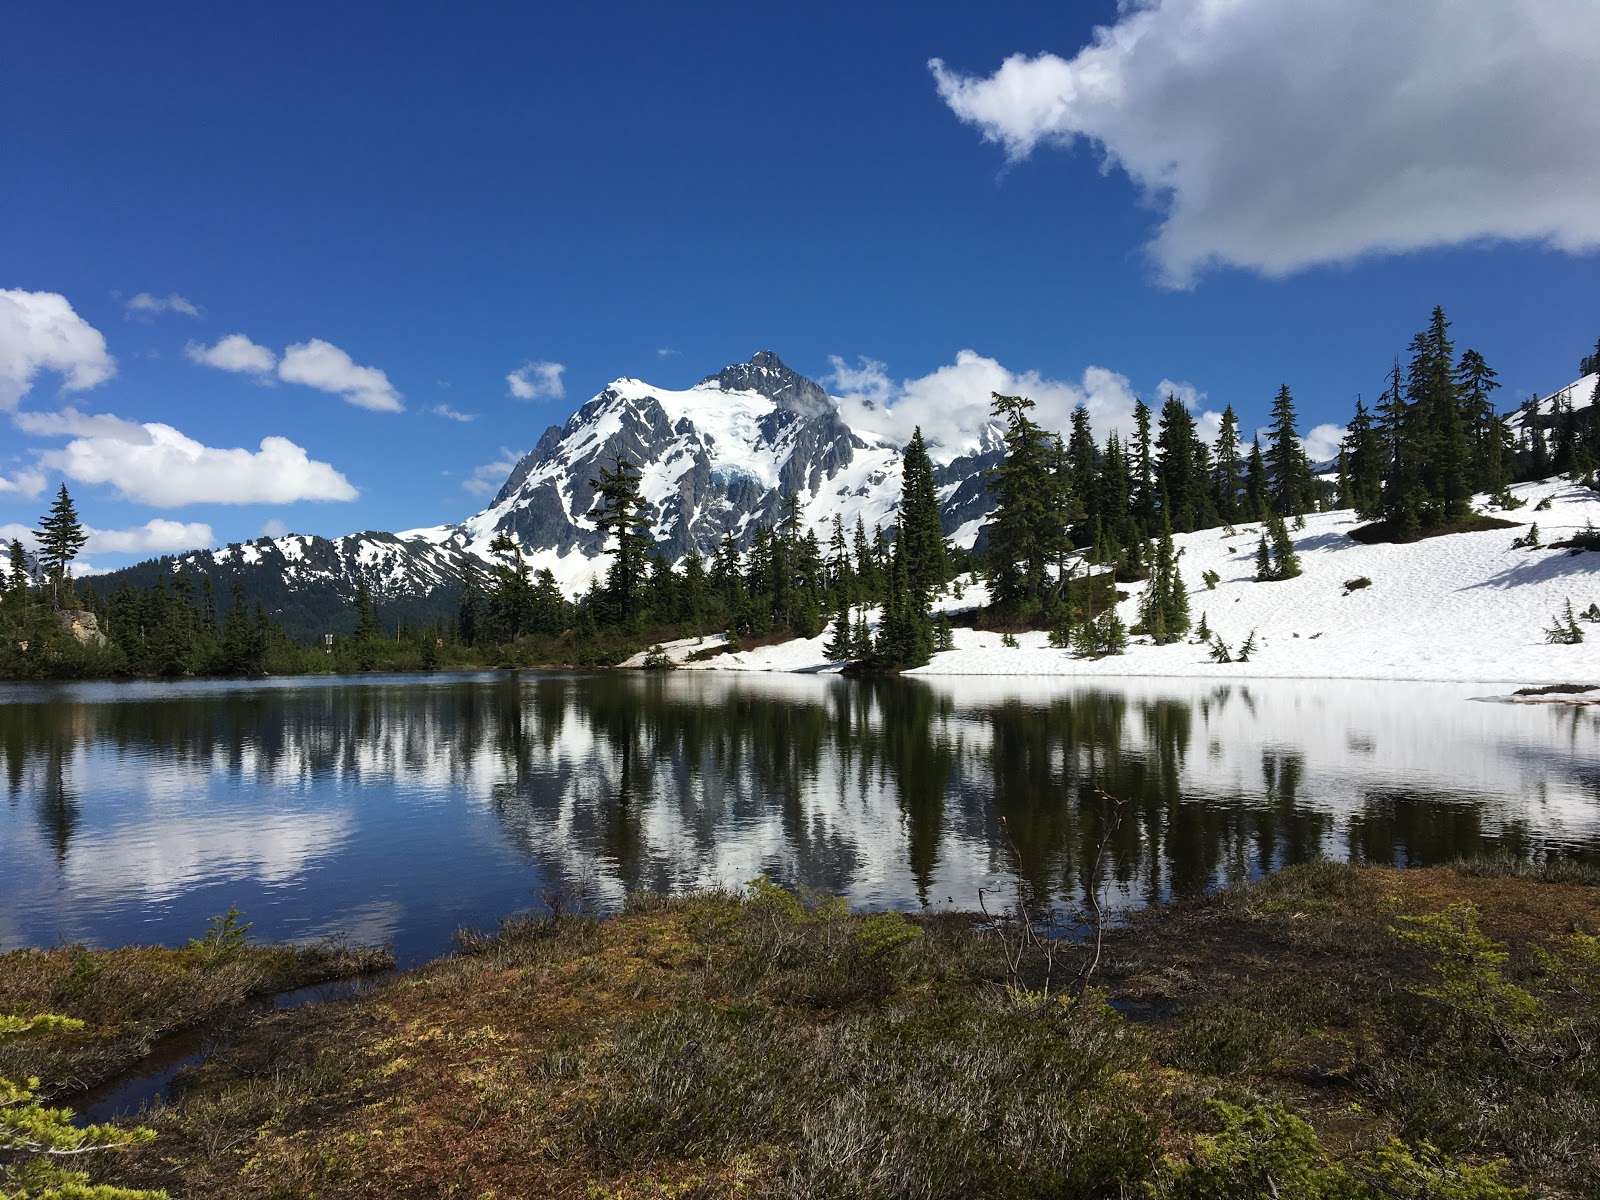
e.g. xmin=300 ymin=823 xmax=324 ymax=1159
xmin=1 ymin=673 xmax=1597 ymax=963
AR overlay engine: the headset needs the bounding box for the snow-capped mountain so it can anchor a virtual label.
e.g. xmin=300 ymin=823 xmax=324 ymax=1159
xmin=101 ymin=352 xmax=1001 ymax=633
xmin=403 ymin=350 xmax=1003 ymax=596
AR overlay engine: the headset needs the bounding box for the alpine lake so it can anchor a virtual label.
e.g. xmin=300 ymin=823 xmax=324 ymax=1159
xmin=2 ymin=670 xmax=1598 ymax=966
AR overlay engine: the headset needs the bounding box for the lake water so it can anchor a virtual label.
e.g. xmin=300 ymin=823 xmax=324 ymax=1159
xmin=2 ymin=672 xmax=1597 ymax=965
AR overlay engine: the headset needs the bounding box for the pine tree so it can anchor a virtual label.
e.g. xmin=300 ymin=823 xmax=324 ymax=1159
xmin=1244 ymin=436 xmax=1269 ymax=521
xmin=985 ymin=393 xmax=1067 ymax=613
xmin=34 ymin=484 xmax=88 ymax=609
xmin=1266 ymin=386 xmax=1313 ymax=517
xmin=900 ymin=427 xmax=948 ymax=604
xmin=1131 ymin=398 xmax=1157 ymax=531
xmin=823 ymin=595 xmax=854 ymax=662
xmin=1212 ymin=405 xmax=1243 ymax=524
xmin=1155 ymin=395 xmax=1209 ymax=533
xmin=1454 ymin=348 xmax=1503 ymax=493
xmin=1342 ymin=398 xmax=1384 ymax=518
xmin=1266 ymin=512 xmax=1300 ymax=579
xmin=589 ymin=454 xmax=652 ymax=623
xmin=1067 ymin=404 xmax=1099 ymax=544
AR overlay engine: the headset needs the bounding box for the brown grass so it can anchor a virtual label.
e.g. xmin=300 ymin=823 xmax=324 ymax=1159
xmin=32 ymin=864 xmax=1594 ymax=1199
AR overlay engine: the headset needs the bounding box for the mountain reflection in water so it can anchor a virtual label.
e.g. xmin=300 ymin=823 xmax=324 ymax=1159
xmin=1 ymin=673 xmax=1596 ymax=964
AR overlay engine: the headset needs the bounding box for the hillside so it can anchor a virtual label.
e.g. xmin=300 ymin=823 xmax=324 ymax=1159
xmin=683 ymin=476 xmax=1600 ymax=685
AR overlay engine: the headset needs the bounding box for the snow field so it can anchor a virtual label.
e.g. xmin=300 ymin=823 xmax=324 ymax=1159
xmin=694 ymin=477 xmax=1600 ymax=685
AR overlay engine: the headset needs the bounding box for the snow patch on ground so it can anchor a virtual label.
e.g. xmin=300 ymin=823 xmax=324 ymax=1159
xmin=692 ymin=478 xmax=1600 ymax=685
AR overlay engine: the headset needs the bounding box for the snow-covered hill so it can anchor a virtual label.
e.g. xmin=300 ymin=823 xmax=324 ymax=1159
xmin=689 ymin=476 xmax=1600 ymax=685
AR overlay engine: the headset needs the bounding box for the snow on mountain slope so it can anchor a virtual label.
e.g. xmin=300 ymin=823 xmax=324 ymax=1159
xmin=1508 ymin=372 xmax=1597 ymax=432
xmin=698 ymin=476 xmax=1600 ymax=685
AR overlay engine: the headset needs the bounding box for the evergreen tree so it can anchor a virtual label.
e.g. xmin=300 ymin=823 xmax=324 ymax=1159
xmin=589 ymin=454 xmax=652 ymax=622
xmin=823 ymin=595 xmax=854 ymax=662
xmin=1244 ymin=436 xmax=1269 ymax=521
xmin=985 ymin=392 xmax=1068 ymax=612
xmin=1454 ymin=347 xmax=1503 ymax=493
xmin=899 ymin=427 xmax=947 ymax=603
xmin=1131 ymin=398 xmax=1157 ymax=531
xmin=1137 ymin=530 xmax=1190 ymax=644
xmin=352 ymin=579 xmax=384 ymax=642
xmin=1155 ymin=395 xmax=1211 ymax=533
xmin=1066 ymin=404 xmax=1099 ymax=543
xmin=34 ymin=484 xmax=88 ymax=609
xmin=1212 ymin=406 xmax=1243 ymax=524
xmin=1342 ymin=398 xmax=1384 ymax=518
xmin=1266 ymin=386 xmax=1313 ymax=517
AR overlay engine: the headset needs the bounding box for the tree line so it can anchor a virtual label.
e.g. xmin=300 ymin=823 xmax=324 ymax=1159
xmin=4 ymin=307 xmax=1592 ymax=679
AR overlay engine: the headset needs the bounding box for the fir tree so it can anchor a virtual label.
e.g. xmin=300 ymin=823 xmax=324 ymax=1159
xmin=1266 ymin=385 xmax=1313 ymax=517
xmin=823 ymin=595 xmax=855 ymax=662
xmin=1244 ymin=436 xmax=1269 ymax=521
xmin=1341 ymin=398 xmax=1384 ymax=518
xmin=1454 ymin=347 xmax=1503 ymax=493
xmin=985 ymin=393 xmax=1068 ymax=613
xmin=34 ymin=484 xmax=88 ymax=609
xmin=900 ymin=427 xmax=948 ymax=603
xmin=589 ymin=454 xmax=652 ymax=622
xmin=1212 ymin=405 xmax=1243 ymax=524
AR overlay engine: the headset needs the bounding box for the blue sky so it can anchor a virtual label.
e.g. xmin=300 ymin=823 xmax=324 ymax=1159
xmin=3 ymin=0 xmax=1597 ymax=570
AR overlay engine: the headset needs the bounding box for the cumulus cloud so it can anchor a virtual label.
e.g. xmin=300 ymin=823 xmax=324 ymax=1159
xmin=431 ymin=404 xmax=477 ymax=422
xmin=0 ymin=523 xmax=34 ymax=550
xmin=826 ymin=349 xmax=1157 ymax=463
xmin=0 ymin=288 xmax=116 ymax=410
xmin=0 ymin=466 xmax=46 ymax=499
xmin=1303 ymin=423 xmax=1348 ymax=466
xmin=930 ymin=0 xmax=1600 ymax=285
xmin=507 ymin=360 xmax=565 ymax=401
xmin=278 ymin=339 xmax=403 ymax=412
xmin=186 ymin=333 xmax=278 ymax=376
xmin=14 ymin=405 xmax=154 ymax=444
xmin=40 ymin=420 xmax=358 ymax=507
xmin=260 ymin=518 xmax=291 ymax=538
xmin=126 ymin=292 xmax=200 ymax=319
xmin=462 ymin=448 xmax=524 ymax=497
xmin=84 ymin=519 xmax=214 ymax=555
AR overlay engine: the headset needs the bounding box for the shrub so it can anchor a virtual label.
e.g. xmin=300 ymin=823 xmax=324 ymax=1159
xmin=1202 ymin=569 xmax=1220 ymax=590
xmin=1511 ymin=523 xmax=1540 ymax=549
xmin=1544 ymin=599 xmax=1584 ymax=645
xmin=188 ymin=905 xmax=253 ymax=965
xmin=1 ymin=1013 xmax=167 ymax=1199
xmin=1343 ymin=576 xmax=1372 ymax=594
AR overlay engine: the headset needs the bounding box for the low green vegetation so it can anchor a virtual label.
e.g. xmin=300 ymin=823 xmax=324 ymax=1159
xmin=3 ymin=861 xmax=1581 ymax=1198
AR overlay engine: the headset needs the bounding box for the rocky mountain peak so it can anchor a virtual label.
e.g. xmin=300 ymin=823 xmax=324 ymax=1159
xmin=699 ymin=350 xmax=835 ymax=420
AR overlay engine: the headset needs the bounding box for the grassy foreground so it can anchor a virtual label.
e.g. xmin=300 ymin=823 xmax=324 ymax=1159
xmin=13 ymin=862 xmax=1600 ymax=1199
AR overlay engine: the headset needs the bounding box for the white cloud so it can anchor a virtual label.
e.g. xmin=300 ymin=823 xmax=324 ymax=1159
xmin=462 ymin=448 xmax=524 ymax=497
xmin=1303 ymin=423 xmax=1348 ymax=466
xmin=14 ymin=405 xmax=154 ymax=444
xmin=40 ymin=420 xmax=358 ymax=507
xmin=930 ymin=0 xmax=1600 ymax=285
xmin=279 ymin=339 xmax=404 ymax=412
xmin=186 ymin=333 xmax=278 ymax=376
xmin=0 ymin=522 xmax=34 ymax=550
xmin=657 ymin=347 xmax=680 ymax=358
xmin=431 ymin=404 xmax=477 ymax=423
xmin=84 ymin=519 xmax=214 ymax=555
xmin=0 ymin=289 xmax=116 ymax=410
xmin=507 ymin=360 xmax=565 ymax=401
xmin=0 ymin=466 xmax=46 ymax=499
xmin=260 ymin=518 xmax=291 ymax=538
xmin=825 ymin=349 xmax=1148 ymax=463
xmin=126 ymin=292 xmax=201 ymax=319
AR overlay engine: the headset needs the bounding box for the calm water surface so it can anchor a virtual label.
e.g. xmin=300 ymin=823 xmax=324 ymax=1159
xmin=2 ymin=672 xmax=1597 ymax=965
